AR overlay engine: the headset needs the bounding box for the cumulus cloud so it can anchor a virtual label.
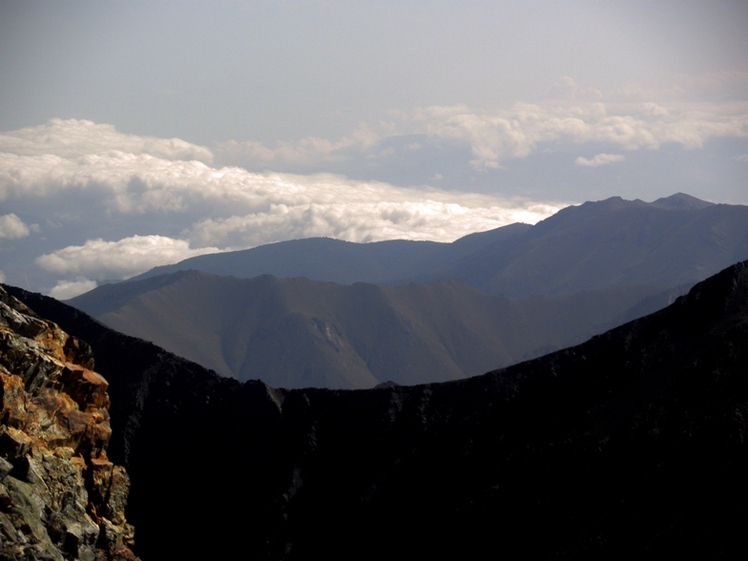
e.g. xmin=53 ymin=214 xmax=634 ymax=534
xmin=0 ymin=213 xmax=31 ymax=239
xmin=36 ymin=235 xmax=222 ymax=280
xmin=48 ymin=279 xmax=98 ymax=300
xmin=0 ymin=119 xmax=213 ymax=164
xmin=575 ymin=153 xmax=626 ymax=167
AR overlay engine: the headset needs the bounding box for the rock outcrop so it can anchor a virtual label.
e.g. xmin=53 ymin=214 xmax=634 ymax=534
xmin=0 ymin=286 xmax=137 ymax=561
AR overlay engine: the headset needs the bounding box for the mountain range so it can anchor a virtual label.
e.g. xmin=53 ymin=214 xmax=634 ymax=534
xmin=132 ymin=193 xmax=748 ymax=296
xmin=67 ymin=193 xmax=748 ymax=389
xmin=6 ymin=258 xmax=748 ymax=560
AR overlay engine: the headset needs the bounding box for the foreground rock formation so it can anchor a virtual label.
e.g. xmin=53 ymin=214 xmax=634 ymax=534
xmin=6 ymin=259 xmax=748 ymax=560
xmin=0 ymin=287 xmax=137 ymax=560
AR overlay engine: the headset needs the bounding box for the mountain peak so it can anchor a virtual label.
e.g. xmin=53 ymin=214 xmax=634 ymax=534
xmin=651 ymin=192 xmax=713 ymax=210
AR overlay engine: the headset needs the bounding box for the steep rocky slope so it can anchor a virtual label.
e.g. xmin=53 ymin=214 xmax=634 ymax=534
xmin=0 ymin=287 xmax=137 ymax=560
xmin=6 ymin=260 xmax=748 ymax=560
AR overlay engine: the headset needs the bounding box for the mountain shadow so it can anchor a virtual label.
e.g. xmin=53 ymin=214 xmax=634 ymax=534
xmin=6 ymin=259 xmax=748 ymax=559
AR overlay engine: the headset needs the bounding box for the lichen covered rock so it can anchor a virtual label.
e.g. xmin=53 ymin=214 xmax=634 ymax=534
xmin=0 ymin=286 xmax=137 ymax=560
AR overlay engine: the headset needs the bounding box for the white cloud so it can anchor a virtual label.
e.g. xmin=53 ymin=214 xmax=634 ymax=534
xmin=736 ymin=154 xmax=748 ymax=162
xmin=215 ymin=123 xmax=380 ymax=167
xmin=0 ymin=119 xmax=213 ymax=164
xmin=36 ymin=235 xmax=222 ymax=280
xmin=48 ymin=279 xmax=98 ymax=300
xmin=209 ymin=96 xmax=748 ymax=172
xmin=0 ymin=125 xmax=565 ymax=254
xmin=188 ymin=196 xmax=560 ymax=249
xmin=575 ymin=153 xmax=626 ymax=167
xmin=0 ymin=213 xmax=31 ymax=239
xmin=0 ymin=270 xmax=5 ymax=283
xmin=412 ymin=100 xmax=748 ymax=169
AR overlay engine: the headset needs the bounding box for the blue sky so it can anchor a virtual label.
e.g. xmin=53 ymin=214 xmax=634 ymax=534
xmin=1 ymin=0 xmax=747 ymax=297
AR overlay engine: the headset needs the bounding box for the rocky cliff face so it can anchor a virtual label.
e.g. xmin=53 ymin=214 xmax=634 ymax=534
xmin=0 ymin=287 xmax=137 ymax=561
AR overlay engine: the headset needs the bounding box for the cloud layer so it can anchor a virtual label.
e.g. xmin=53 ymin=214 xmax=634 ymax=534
xmin=0 ymin=119 xmax=213 ymax=163
xmin=413 ymin=99 xmax=748 ymax=170
xmin=1 ymin=119 xmax=564 ymax=294
xmin=217 ymin=89 xmax=748 ymax=172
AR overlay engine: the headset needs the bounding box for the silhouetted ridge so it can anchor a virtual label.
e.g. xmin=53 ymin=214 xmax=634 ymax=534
xmin=5 ymin=260 xmax=748 ymax=559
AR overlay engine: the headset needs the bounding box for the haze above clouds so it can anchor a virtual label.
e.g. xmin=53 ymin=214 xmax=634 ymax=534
xmin=0 ymin=1 xmax=746 ymax=297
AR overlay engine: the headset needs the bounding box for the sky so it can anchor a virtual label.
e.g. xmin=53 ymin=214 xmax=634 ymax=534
xmin=1 ymin=0 xmax=747 ymax=298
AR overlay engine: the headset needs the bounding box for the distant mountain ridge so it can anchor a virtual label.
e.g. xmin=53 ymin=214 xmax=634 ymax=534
xmin=445 ymin=193 xmax=748 ymax=296
xmin=133 ymin=223 xmax=532 ymax=285
xmin=69 ymin=270 xmax=686 ymax=388
xmin=66 ymin=192 xmax=748 ymax=389
xmin=127 ymin=193 xmax=748 ymax=297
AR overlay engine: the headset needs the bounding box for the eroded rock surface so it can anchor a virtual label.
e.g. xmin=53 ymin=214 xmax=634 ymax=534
xmin=0 ymin=286 xmax=137 ymax=561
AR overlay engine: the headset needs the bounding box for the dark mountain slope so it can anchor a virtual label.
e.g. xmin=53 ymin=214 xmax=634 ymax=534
xmin=132 ymin=222 xmax=532 ymax=284
xmin=5 ymin=259 xmax=748 ymax=559
xmin=438 ymin=193 xmax=748 ymax=296
xmin=69 ymin=270 xmax=685 ymax=388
